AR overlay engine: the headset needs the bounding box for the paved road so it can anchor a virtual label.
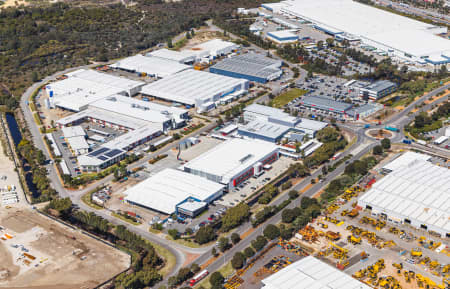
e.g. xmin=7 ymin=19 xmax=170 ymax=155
xmin=18 ymin=65 xmax=219 ymax=278
xmin=189 ymin=80 xmax=450 ymax=278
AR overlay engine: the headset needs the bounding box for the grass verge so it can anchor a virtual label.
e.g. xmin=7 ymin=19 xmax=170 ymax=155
xmin=166 ymin=235 xmax=201 ymax=248
xmin=81 ymin=190 xmax=104 ymax=210
xmin=271 ymin=88 xmax=307 ymax=108
xmin=194 ymin=261 xmax=234 ymax=289
xmin=152 ymin=242 xmax=177 ymax=277
xmin=112 ymin=212 xmax=141 ymax=226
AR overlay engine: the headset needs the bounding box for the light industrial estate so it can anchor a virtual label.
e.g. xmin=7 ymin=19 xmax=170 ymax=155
xmin=269 ymin=0 xmax=450 ymax=64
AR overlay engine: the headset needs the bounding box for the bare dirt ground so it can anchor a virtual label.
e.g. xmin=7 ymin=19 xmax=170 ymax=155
xmin=0 ymin=0 xmax=28 ymax=8
xmin=0 ymin=208 xmax=130 ymax=288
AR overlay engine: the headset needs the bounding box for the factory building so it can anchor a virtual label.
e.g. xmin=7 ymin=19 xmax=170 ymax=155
xmin=209 ymin=53 xmax=283 ymax=83
xmin=61 ymin=126 xmax=89 ymax=156
xmin=183 ymin=138 xmax=279 ymax=190
xmin=267 ymin=30 xmax=299 ymax=44
xmin=243 ymin=104 xmax=327 ymax=137
xmin=359 ymin=80 xmax=397 ymax=101
xmin=238 ymin=120 xmax=292 ymax=143
xmin=77 ymin=147 xmax=127 ymax=173
xmin=298 ymin=96 xmax=353 ymax=118
xmin=358 ymin=152 xmax=450 ymax=238
xmin=191 ymin=39 xmax=240 ymax=58
xmin=109 ymin=54 xmax=192 ymax=78
xmin=262 ymin=256 xmax=371 ymax=289
xmin=124 ymin=168 xmax=225 ymax=216
xmin=276 ymin=0 xmax=450 ymax=64
xmin=140 ymin=69 xmax=249 ymax=112
xmin=57 ymin=95 xmax=187 ymax=132
xmin=147 ymin=48 xmax=197 ymax=64
xmin=47 ymin=69 xmax=145 ymax=112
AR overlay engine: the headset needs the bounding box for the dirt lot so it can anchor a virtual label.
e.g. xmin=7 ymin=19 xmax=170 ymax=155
xmin=0 ymin=208 xmax=130 ymax=288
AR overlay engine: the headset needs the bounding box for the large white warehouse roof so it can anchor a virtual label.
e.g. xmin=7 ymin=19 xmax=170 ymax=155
xmin=90 ymin=95 xmax=187 ymax=125
xmin=47 ymin=69 xmax=144 ymax=112
xmin=359 ymin=158 xmax=450 ymax=236
xmin=124 ymin=168 xmax=225 ymax=214
xmin=140 ymin=69 xmax=248 ymax=106
xmin=148 ymin=49 xmax=197 ymax=63
xmin=278 ymin=0 xmax=450 ymax=61
xmin=262 ymin=256 xmax=371 ymax=289
xmin=184 ymin=138 xmax=278 ymax=184
xmin=191 ymin=39 xmax=239 ymax=57
xmin=110 ymin=54 xmax=191 ymax=78
xmin=382 ymin=151 xmax=431 ymax=172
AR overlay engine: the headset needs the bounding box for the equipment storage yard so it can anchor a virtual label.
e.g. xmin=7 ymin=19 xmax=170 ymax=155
xmin=0 ymin=208 xmax=130 ymax=288
xmin=284 ymin=154 xmax=450 ymax=289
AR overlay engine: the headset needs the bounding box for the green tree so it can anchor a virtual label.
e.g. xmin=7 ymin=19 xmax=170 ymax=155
xmin=231 ymin=252 xmax=246 ymax=269
xmin=281 ymin=209 xmax=296 ymax=223
xmin=168 ymin=229 xmax=179 ymax=240
xmin=221 ymin=203 xmax=250 ymax=231
xmin=210 ymin=271 xmax=224 ymax=287
xmin=211 ymin=247 xmax=218 ymax=257
xmin=373 ymin=145 xmax=383 ymax=155
xmin=243 ymin=247 xmax=255 ymax=258
xmin=195 ymin=226 xmax=215 ymax=244
xmin=251 ymin=235 xmax=267 ymax=251
xmin=381 ymin=138 xmax=391 ymax=150
xmin=231 ymin=233 xmax=241 ymax=244
xmin=288 ymin=190 xmax=299 ymax=200
xmin=31 ymin=71 xmax=39 ymax=82
xmin=218 ymin=237 xmax=230 ymax=252
xmin=167 ymin=38 xmax=173 ymax=48
xmin=263 ymin=224 xmax=280 ymax=240
xmin=190 ymin=263 xmax=200 ymax=274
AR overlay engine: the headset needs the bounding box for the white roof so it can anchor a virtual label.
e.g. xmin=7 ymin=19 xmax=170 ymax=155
xmin=296 ymin=118 xmax=328 ymax=132
xmin=48 ymin=69 xmax=144 ymax=112
xmin=110 ymin=54 xmax=191 ymax=78
xmin=245 ymin=104 xmax=299 ymax=124
xmin=262 ymin=256 xmax=371 ymax=289
xmin=57 ymin=108 xmax=149 ymax=130
xmin=192 ymin=39 xmax=239 ymax=56
xmin=359 ymin=159 xmax=450 ymax=234
xmin=268 ymin=30 xmax=298 ymax=38
xmin=67 ymin=136 xmax=89 ymax=151
xmin=445 ymin=127 xmax=450 ymax=137
xmin=62 ymin=126 xmax=85 ymax=138
xmin=90 ymin=95 xmax=187 ymax=124
xmin=103 ymin=124 xmax=162 ymax=150
xmin=124 ymin=168 xmax=224 ymax=214
xmin=434 ymin=135 xmax=448 ymax=144
xmin=184 ymin=138 xmax=278 ymax=183
xmin=279 ymin=0 xmax=450 ymax=59
xmin=148 ymin=49 xmax=197 ymax=63
xmin=141 ymin=69 xmax=248 ymax=106
xmin=382 ymin=151 xmax=431 ymax=172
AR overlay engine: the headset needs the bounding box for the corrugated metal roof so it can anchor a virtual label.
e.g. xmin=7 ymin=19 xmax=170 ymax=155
xmin=124 ymin=168 xmax=224 ymax=214
xmin=262 ymin=256 xmax=371 ymax=289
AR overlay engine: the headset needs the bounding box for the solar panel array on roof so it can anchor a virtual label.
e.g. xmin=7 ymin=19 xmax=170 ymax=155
xmin=89 ymin=147 xmax=109 ymax=157
xmin=105 ymin=149 xmax=123 ymax=158
xmin=98 ymin=156 xmax=108 ymax=161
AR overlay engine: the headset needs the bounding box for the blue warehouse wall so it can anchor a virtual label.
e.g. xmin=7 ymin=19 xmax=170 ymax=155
xmin=210 ymin=67 xmax=268 ymax=83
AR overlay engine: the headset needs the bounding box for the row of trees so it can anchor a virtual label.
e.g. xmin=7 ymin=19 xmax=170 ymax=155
xmin=45 ymin=198 xmax=164 ymax=289
xmin=17 ymin=138 xmax=56 ymax=202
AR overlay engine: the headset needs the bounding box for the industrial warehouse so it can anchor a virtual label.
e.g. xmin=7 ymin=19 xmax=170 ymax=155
xmin=140 ymin=69 xmax=249 ymax=112
xmin=273 ymin=0 xmax=450 ymax=64
xmin=298 ymin=95 xmax=383 ymax=120
xmin=243 ymin=104 xmax=328 ymax=137
xmin=267 ymin=30 xmax=299 ymax=44
xmin=210 ymin=53 xmax=283 ymax=83
xmin=124 ymin=168 xmax=225 ymax=216
xmin=358 ymin=152 xmax=450 ymax=238
xmin=183 ymin=138 xmax=279 ymax=189
xmin=47 ymin=69 xmax=145 ymax=112
xmin=261 ymin=256 xmax=371 ymax=289
xmin=109 ymin=54 xmax=192 ymax=78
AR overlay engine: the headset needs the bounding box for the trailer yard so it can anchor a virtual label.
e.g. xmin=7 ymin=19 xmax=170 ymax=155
xmin=0 ymin=208 xmax=130 ymax=288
